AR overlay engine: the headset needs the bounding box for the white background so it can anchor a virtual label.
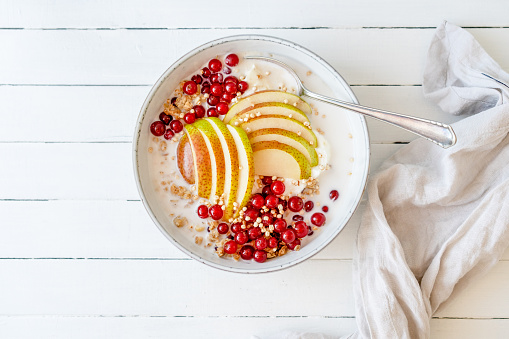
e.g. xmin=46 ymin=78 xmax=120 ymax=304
xmin=1 ymin=1 xmax=509 ymax=338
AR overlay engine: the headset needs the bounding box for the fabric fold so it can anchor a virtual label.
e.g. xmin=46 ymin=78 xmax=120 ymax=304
xmin=352 ymin=21 xmax=509 ymax=338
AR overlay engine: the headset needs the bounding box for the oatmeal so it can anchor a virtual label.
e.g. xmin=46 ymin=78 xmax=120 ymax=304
xmin=147 ymin=53 xmax=353 ymax=263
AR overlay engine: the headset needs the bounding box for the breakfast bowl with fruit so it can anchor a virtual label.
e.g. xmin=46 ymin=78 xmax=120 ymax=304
xmin=133 ymin=35 xmax=370 ymax=273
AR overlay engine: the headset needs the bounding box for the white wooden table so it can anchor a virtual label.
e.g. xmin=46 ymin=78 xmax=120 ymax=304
xmin=2 ymin=1 xmax=509 ymax=338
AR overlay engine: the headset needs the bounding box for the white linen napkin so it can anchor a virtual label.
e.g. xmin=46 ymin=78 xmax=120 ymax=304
xmin=351 ymin=21 xmax=509 ymax=338
xmin=254 ymin=21 xmax=509 ymax=339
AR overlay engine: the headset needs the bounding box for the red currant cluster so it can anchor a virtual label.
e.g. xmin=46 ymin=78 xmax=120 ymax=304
xmin=195 ymin=177 xmax=338 ymax=263
xmin=150 ymin=53 xmax=248 ymax=137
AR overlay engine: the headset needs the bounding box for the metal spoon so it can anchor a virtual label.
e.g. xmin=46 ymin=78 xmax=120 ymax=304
xmin=245 ymin=56 xmax=457 ymax=149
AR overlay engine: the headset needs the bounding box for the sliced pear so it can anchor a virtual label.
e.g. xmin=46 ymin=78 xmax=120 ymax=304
xmin=239 ymin=115 xmax=318 ymax=148
xmin=248 ymin=128 xmax=319 ymax=167
xmin=183 ymin=124 xmax=212 ymax=199
xmin=193 ymin=119 xmax=226 ymax=199
xmin=251 ymin=141 xmax=311 ymax=180
xmin=176 ymin=133 xmax=195 ymax=184
xmin=224 ymin=90 xmax=312 ymax=123
xmin=205 ymin=117 xmax=239 ymax=221
xmin=226 ymin=125 xmax=255 ymax=218
xmin=229 ymin=102 xmax=309 ymax=125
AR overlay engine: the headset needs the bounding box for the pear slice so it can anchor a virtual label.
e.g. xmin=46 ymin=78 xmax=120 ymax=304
xmin=176 ymin=133 xmax=195 ymax=184
xmin=229 ymin=102 xmax=309 ymax=125
xmin=239 ymin=115 xmax=318 ymax=148
xmin=193 ymin=119 xmax=226 ymax=199
xmin=248 ymin=128 xmax=319 ymax=167
xmin=224 ymin=90 xmax=312 ymax=123
xmin=251 ymin=141 xmax=311 ymax=180
xmin=226 ymin=125 xmax=255 ymax=218
xmin=205 ymin=117 xmax=239 ymax=221
xmin=183 ymin=124 xmax=212 ymax=199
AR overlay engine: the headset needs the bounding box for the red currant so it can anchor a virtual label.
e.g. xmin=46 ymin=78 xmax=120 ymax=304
xmin=197 ymin=205 xmax=208 ymax=219
xmin=304 ymin=201 xmax=314 ymax=212
xmin=265 ymin=194 xmax=279 ymax=209
xmin=244 ymin=208 xmax=259 ymax=222
xmin=270 ymin=181 xmax=285 ymax=195
xmin=224 ymin=82 xmax=237 ymax=94
xmin=262 ymin=185 xmax=272 ymax=196
xmin=222 ymin=66 xmax=231 ymax=74
xmin=268 ymin=237 xmax=278 ymax=248
xmin=201 ymin=67 xmax=211 ymax=78
xmin=224 ymin=76 xmax=238 ymax=85
xmin=217 ymin=223 xmax=229 ymax=234
xmin=288 ymin=196 xmax=303 ymax=212
xmin=287 ymin=238 xmax=301 ymax=250
xmin=248 ymin=227 xmax=262 ymax=240
xmin=163 ymin=129 xmax=175 ymax=140
xmin=193 ymin=105 xmax=205 ymax=118
xmin=255 ymin=237 xmax=268 ymax=250
xmin=210 ymin=73 xmax=223 ymax=84
xmin=207 ymin=108 xmax=218 ymax=117
xmin=240 ymin=245 xmax=254 ymax=260
xmin=209 ymin=204 xmax=224 ymax=220
xmin=201 ymin=85 xmax=211 ymax=94
xmin=293 ymin=221 xmax=308 ymax=238
xmin=322 ymin=206 xmax=329 ymax=213
xmin=231 ymin=223 xmax=242 ymax=234
xmin=150 ymin=121 xmax=166 ymax=136
xmin=330 ymin=190 xmax=339 ymax=201
xmin=210 ymin=83 xmax=223 ymax=96
xmin=238 ymin=81 xmax=249 ymax=93
xmin=169 ymin=120 xmax=183 ymax=133
xmin=225 ymin=54 xmax=239 ymax=67
xmin=159 ymin=112 xmax=172 ymax=125
xmin=250 ymin=194 xmax=265 ymax=209
xmin=221 ymin=92 xmax=233 ymax=103
xmin=184 ymin=113 xmax=196 ymax=124
xmin=262 ymin=176 xmax=273 ymax=185
xmin=208 ymin=59 xmax=222 ymax=72
xmin=292 ymin=214 xmax=304 ymax=222
xmin=191 ymin=74 xmax=203 ymax=84
xmin=207 ymin=95 xmax=220 ymax=106
xmin=282 ymin=229 xmax=296 ymax=244
xmin=253 ymin=250 xmax=267 ymax=263
xmin=183 ymin=81 xmax=197 ymax=95
xmin=274 ymin=219 xmax=287 ymax=233
xmin=310 ymin=212 xmax=326 ymax=227
xmin=224 ymin=240 xmax=237 ymax=254
xmin=216 ymin=102 xmax=229 ymax=115
xmin=235 ymin=231 xmax=249 ymax=245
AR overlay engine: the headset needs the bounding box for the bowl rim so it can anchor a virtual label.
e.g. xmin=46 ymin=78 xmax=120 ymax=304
xmin=133 ymin=34 xmax=371 ymax=273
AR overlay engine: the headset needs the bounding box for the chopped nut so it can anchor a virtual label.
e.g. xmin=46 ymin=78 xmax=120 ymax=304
xmin=195 ymin=236 xmax=203 ymax=245
xmin=173 ymin=216 xmax=188 ymax=228
xmin=195 ymin=226 xmax=205 ymax=232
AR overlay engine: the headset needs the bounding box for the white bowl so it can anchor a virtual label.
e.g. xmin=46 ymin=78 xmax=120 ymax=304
xmin=133 ymin=35 xmax=370 ymax=273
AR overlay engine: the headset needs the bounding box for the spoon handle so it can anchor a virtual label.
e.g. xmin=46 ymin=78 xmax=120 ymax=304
xmin=304 ymin=90 xmax=457 ymax=148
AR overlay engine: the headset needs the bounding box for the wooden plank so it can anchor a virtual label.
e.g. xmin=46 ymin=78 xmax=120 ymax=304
xmin=0 ymin=259 xmax=356 ymax=317
xmin=0 ymin=316 xmax=356 ymax=339
xmin=2 ymin=29 xmax=509 ymax=86
xmin=2 ymin=0 xmax=509 ymax=28
xmin=0 ymin=316 xmax=508 ymax=339
xmin=0 ymin=143 xmax=397 ymax=200
xmin=0 ymin=85 xmax=461 ymax=143
xmin=1 ymin=259 xmax=509 ymax=318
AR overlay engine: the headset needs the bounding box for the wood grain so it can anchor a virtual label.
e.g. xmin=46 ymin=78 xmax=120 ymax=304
xmin=2 ymin=0 xmax=509 ymax=28
xmin=2 ymin=29 xmax=509 ymax=86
